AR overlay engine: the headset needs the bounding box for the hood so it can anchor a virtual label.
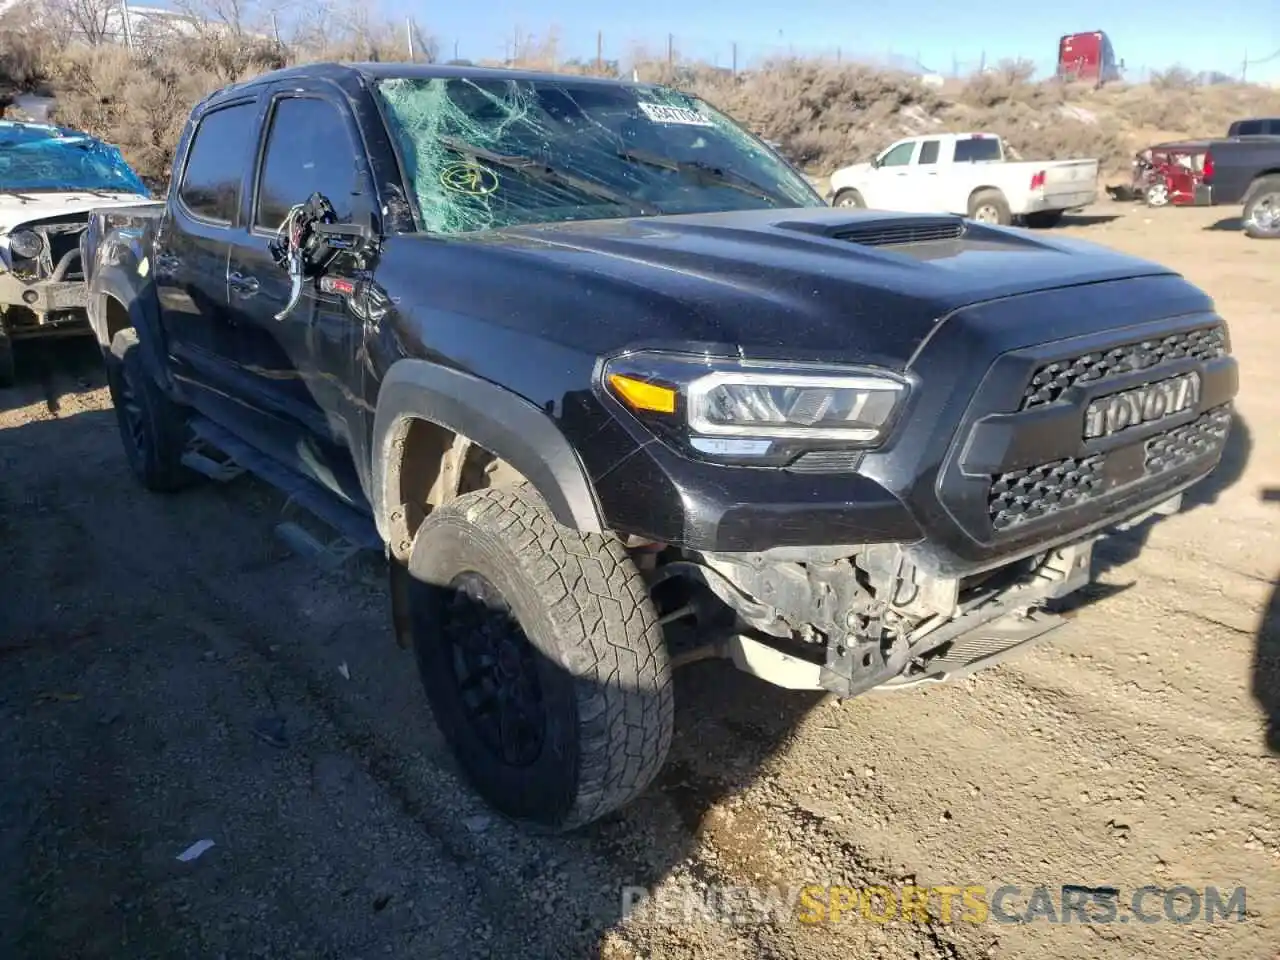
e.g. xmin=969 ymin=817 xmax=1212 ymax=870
xmin=0 ymin=191 xmax=152 ymax=233
xmin=383 ymin=206 xmax=1177 ymax=370
xmin=831 ymin=161 xmax=872 ymax=180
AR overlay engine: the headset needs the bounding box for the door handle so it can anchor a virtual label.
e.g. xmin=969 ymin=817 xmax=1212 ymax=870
xmin=229 ymin=271 xmax=260 ymax=297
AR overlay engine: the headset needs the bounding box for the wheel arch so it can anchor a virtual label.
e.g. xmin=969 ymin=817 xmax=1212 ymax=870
xmin=371 ymin=358 xmax=606 ymax=552
xmin=967 ymin=184 xmax=1006 ymax=206
xmin=1243 ymin=170 xmax=1280 ymax=205
xmin=88 ymin=266 xmax=171 ymax=388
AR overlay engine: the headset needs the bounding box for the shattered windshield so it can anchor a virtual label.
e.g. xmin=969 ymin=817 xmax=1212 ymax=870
xmin=374 ymin=77 xmax=822 ymax=234
xmin=0 ymin=123 xmax=149 ymax=195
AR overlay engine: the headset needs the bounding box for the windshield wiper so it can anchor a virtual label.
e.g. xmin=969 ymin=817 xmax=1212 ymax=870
xmin=437 ymin=137 xmax=659 ymax=216
xmin=617 ymin=148 xmax=783 ymax=205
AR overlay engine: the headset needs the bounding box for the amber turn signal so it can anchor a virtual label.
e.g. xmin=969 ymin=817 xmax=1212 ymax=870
xmin=608 ymin=373 xmax=677 ymax=414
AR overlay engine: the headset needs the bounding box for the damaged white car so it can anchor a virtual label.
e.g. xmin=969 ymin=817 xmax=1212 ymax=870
xmin=0 ymin=120 xmax=151 ymax=386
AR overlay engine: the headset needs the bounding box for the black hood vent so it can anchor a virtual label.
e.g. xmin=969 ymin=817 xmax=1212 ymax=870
xmin=831 ymin=216 xmax=966 ymax=247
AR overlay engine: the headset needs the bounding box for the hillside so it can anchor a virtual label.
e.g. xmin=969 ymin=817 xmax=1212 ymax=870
xmin=3 ymin=20 xmax=1278 ymax=190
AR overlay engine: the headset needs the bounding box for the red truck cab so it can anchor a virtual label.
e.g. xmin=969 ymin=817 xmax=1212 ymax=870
xmin=1057 ymin=31 xmax=1123 ymax=85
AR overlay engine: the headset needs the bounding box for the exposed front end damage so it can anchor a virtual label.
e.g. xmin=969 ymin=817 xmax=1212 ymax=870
xmin=0 ymin=214 xmax=92 ymax=342
xmin=647 ymin=492 xmax=1183 ymax=697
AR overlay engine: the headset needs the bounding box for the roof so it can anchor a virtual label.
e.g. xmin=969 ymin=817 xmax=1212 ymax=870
xmin=219 ymin=61 xmax=654 ymax=95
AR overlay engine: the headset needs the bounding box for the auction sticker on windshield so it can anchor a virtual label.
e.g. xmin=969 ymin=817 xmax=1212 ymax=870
xmin=637 ymin=102 xmax=714 ymax=127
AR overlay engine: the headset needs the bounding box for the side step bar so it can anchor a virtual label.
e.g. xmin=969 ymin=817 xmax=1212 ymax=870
xmin=186 ymin=416 xmax=383 ymax=556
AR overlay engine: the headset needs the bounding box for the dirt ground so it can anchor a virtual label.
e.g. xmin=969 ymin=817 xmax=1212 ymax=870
xmin=1 ymin=200 xmax=1276 ymax=960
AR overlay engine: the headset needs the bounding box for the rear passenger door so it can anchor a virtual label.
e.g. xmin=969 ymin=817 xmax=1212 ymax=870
xmin=911 ymin=139 xmax=949 ymax=212
xmin=225 ymin=84 xmax=377 ymax=503
xmin=154 ymin=96 xmax=261 ymax=398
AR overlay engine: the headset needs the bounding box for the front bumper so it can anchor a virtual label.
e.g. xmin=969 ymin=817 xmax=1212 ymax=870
xmin=589 ymin=274 xmax=1238 ymax=578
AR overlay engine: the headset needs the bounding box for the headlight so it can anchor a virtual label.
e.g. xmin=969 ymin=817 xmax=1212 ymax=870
xmin=8 ymin=229 xmax=43 ymax=259
xmin=601 ymin=351 xmax=908 ymax=463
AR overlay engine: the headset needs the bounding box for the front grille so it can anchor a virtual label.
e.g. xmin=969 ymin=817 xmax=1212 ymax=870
xmin=1145 ymin=405 xmax=1233 ymax=474
xmin=987 ymin=404 xmax=1232 ymax=533
xmin=1021 ymin=325 xmax=1227 ymax=410
xmin=47 ymin=227 xmax=85 ymax=279
xmin=832 ymin=217 xmax=965 ymax=247
xmin=988 ymin=455 xmax=1106 ymax=532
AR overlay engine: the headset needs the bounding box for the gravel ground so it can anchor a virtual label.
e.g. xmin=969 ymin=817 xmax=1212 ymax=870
xmin=1 ymin=200 xmax=1276 ymax=960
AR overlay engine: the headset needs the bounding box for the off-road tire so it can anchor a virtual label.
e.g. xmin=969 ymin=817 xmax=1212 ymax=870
xmin=0 ymin=328 xmax=13 ymax=388
xmin=832 ymin=188 xmax=866 ymax=208
xmin=967 ymin=188 xmax=1011 ymax=225
xmin=407 ymin=484 xmax=674 ymax=832
xmin=1242 ymin=175 xmax=1280 ymax=240
xmin=1023 ymin=209 xmax=1065 ymax=229
xmin=104 ymin=328 xmax=195 ymax=492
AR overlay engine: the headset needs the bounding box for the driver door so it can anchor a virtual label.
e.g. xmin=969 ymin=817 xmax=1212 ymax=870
xmin=862 ymin=140 xmax=922 ymax=211
xmin=223 ymin=83 xmax=378 ymax=506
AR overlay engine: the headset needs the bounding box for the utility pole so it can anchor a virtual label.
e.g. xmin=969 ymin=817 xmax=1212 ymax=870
xmin=731 ymin=42 xmax=737 ymax=77
xmin=667 ymin=33 xmax=673 ymax=71
xmin=406 ymin=17 xmax=414 ymax=61
xmin=120 ymin=0 xmax=136 ymax=51
xmin=454 ymin=39 xmax=459 ymax=61
xmin=596 ymin=30 xmax=603 ymax=73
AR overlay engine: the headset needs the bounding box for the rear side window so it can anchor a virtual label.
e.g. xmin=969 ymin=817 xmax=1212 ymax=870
xmin=178 ymin=102 xmax=258 ymax=223
xmin=918 ymin=140 xmax=940 ymax=164
xmin=953 ymin=137 xmax=1002 ymax=163
xmin=255 ymin=97 xmax=361 ymax=230
xmin=1234 ymin=121 xmax=1262 ymax=136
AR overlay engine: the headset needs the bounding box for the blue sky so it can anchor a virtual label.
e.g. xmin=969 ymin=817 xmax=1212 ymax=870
xmin=383 ymin=0 xmax=1280 ymax=82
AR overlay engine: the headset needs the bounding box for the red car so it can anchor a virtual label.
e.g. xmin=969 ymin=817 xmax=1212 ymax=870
xmin=1130 ymin=140 xmax=1212 ymax=206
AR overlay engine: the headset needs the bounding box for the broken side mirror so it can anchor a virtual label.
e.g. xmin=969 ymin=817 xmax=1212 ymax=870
xmin=312 ymin=220 xmax=376 ymax=257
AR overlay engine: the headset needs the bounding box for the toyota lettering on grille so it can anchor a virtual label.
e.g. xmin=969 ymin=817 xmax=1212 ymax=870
xmin=1083 ymin=372 xmax=1201 ymax=440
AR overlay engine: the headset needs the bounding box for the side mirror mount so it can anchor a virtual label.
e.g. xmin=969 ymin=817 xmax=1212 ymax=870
xmin=313 ymin=220 xmax=375 ymax=248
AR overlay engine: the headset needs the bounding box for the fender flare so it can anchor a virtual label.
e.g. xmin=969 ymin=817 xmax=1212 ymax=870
xmin=88 ymin=264 xmax=172 ymax=389
xmin=370 ymin=358 xmax=606 ymax=542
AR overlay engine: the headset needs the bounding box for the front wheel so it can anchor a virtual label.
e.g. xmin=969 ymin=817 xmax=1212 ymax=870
xmin=407 ymin=484 xmax=674 ymax=832
xmin=832 ymin=188 xmax=866 ymax=208
xmin=104 ymin=328 xmax=196 ymax=492
xmin=1242 ymin=176 xmax=1280 ymax=239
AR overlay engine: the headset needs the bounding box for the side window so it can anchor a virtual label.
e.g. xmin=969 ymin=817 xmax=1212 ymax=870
xmin=917 ymin=140 xmax=940 ymax=165
xmin=879 ymin=142 xmax=916 ymax=167
xmin=255 ymin=97 xmax=362 ymax=230
xmin=1237 ymin=121 xmax=1261 ymax=136
xmin=178 ymin=102 xmax=258 ymax=223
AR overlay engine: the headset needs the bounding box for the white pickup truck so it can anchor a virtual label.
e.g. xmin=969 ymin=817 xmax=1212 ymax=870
xmin=826 ymin=132 xmax=1098 ymax=228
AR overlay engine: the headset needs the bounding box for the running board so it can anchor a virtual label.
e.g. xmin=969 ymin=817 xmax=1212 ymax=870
xmin=187 ymin=416 xmax=382 ymax=556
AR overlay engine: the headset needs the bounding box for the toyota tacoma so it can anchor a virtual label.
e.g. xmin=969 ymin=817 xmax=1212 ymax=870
xmin=81 ymin=63 xmax=1239 ymax=831
xmin=0 ymin=119 xmax=151 ymax=386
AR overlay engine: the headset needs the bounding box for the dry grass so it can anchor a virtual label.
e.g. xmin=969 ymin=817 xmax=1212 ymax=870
xmin=2 ymin=18 xmax=1278 ymax=186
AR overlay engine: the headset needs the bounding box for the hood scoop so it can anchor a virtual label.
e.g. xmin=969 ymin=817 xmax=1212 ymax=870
xmin=830 ymin=215 xmax=967 ymax=247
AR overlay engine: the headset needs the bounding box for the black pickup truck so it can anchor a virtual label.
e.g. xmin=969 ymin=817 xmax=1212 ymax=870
xmin=81 ymin=62 xmax=1239 ymax=831
xmin=1202 ymin=134 xmax=1280 ymax=238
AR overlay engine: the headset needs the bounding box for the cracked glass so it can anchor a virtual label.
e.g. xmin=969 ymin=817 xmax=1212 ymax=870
xmin=374 ymin=77 xmax=822 ymax=234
